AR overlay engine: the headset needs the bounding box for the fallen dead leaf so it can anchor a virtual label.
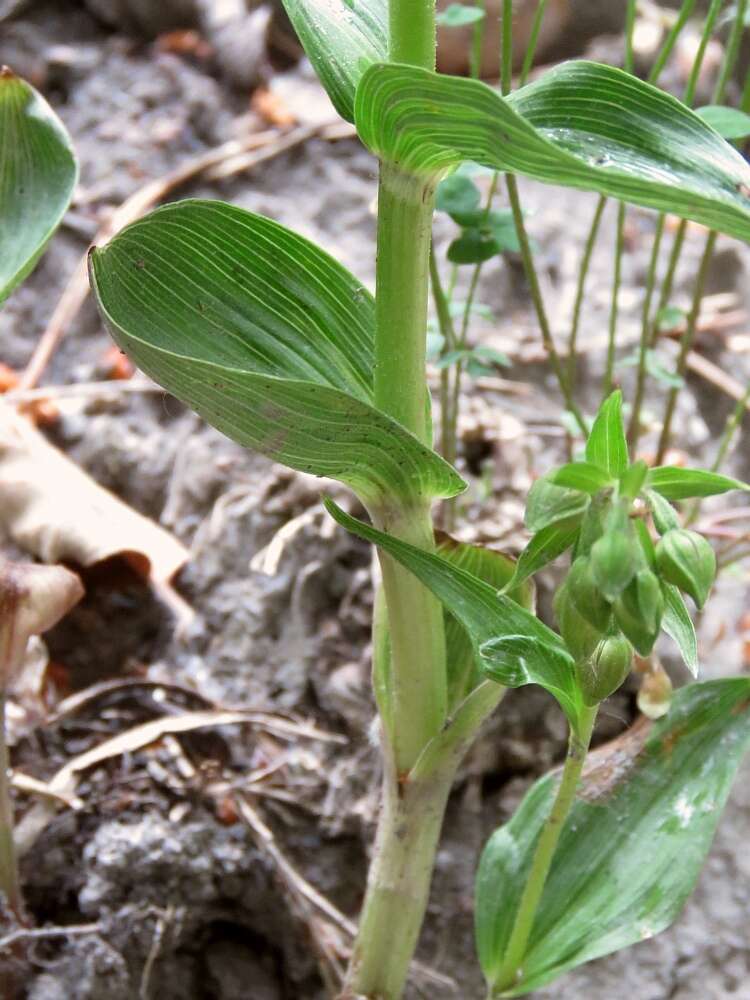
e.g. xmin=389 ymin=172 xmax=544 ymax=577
xmin=99 ymin=344 xmax=135 ymax=381
xmin=251 ymin=86 xmax=297 ymax=127
xmin=0 ymin=363 xmax=19 ymax=393
xmin=155 ymin=29 xmax=213 ymax=59
xmin=0 ymin=399 xmax=187 ymax=583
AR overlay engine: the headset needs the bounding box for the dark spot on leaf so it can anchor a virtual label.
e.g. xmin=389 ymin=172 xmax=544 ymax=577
xmin=134 ymin=259 xmax=145 ymax=269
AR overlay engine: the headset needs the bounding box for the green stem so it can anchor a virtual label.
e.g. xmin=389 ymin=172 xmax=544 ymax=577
xmin=603 ymin=201 xmax=625 ymax=398
xmin=0 ymin=692 xmax=21 ymax=919
xmin=567 ymin=195 xmax=606 ymax=393
xmin=345 ymin=684 xmax=504 ymax=1000
xmin=344 ymin=769 xmax=453 ymax=1000
xmin=648 ymin=0 xmax=697 ymax=85
xmin=443 ymin=168 xmax=499 ymax=529
xmin=493 ymin=705 xmax=598 ymax=995
xmin=630 ymin=0 xmax=726 ymax=447
xmin=711 ymin=0 xmax=746 ymax=103
xmin=344 ymin=5 xmax=452 ymax=995
xmin=627 ymin=215 xmax=665 ymax=448
xmin=430 ymin=248 xmax=459 ymax=529
xmin=375 ymin=165 xmax=434 ymax=445
xmin=520 ymin=0 xmax=550 ymax=86
xmin=684 ymin=0 xmax=724 ymax=106
xmin=624 ymin=0 xmax=637 ymax=73
xmin=501 ymin=0 xmax=513 ymax=95
xmin=655 ymin=230 xmax=718 ymax=463
xmin=374 ymin=164 xmax=447 ymax=773
xmin=430 ymin=246 xmax=457 ymax=449
xmin=470 ymin=0 xmax=487 ymax=79
xmin=388 ymin=0 xmax=435 ymax=68
xmin=506 ymin=173 xmax=587 ymax=434
xmin=711 ymin=384 xmax=750 ymax=473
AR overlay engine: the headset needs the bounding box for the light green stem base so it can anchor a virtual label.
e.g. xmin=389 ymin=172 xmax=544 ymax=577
xmin=343 ymin=683 xmax=505 ymax=1000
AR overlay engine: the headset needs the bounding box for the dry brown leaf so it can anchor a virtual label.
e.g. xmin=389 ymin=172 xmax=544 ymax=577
xmin=99 ymin=344 xmax=135 ymax=381
xmin=0 ymin=400 xmax=188 ymax=582
xmin=250 ymin=86 xmax=297 ymax=127
xmin=0 ymin=363 xmax=19 ymax=393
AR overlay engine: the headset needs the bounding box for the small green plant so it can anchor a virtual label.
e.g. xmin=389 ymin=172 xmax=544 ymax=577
xmin=88 ymin=3 xmax=750 ymax=999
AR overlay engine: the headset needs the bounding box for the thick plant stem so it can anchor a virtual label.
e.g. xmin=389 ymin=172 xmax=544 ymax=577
xmin=375 ymin=164 xmax=435 ymax=446
xmin=389 ymin=0 xmax=435 ymax=68
xmin=348 ymin=3 xmax=451 ymax=993
xmin=493 ymin=705 xmax=598 ymax=995
xmin=344 ymin=771 xmax=453 ymax=1000
xmin=0 ymin=693 xmax=21 ymax=918
xmin=344 ymin=683 xmax=504 ymax=1000
xmin=373 ymin=163 xmax=448 ymax=773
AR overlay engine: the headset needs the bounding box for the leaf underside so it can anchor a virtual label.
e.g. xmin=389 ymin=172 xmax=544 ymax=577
xmin=90 ymin=200 xmax=464 ymax=508
xmin=476 ymin=678 xmax=750 ymax=995
xmin=0 ymin=69 xmax=77 ymax=302
xmin=356 ymin=61 xmax=750 ymax=243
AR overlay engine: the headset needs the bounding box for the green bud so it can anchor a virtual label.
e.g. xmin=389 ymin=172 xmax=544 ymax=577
xmin=555 ymin=585 xmax=603 ymax=662
xmin=566 ymin=557 xmax=612 ymax=632
xmin=590 ymin=527 xmax=636 ymax=601
xmin=655 ymin=529 xmax=716 ymax=609
xmin=613 ymin=570 xmax=664 ymax=656
xmin=577 ymin=633 xmax=633 ymax=706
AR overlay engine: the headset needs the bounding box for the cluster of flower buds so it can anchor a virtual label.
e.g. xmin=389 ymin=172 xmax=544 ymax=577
xmin=555 ymin=495 xmax=716 ymax=707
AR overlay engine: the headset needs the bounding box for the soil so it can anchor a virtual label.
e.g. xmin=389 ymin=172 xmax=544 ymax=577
xmin=1 ymin=3 xmax=749 ymax=999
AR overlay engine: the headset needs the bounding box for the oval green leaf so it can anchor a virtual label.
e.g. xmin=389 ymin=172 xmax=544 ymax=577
xmin=355 ymin=62 xmax=750 ymax=242
xmin=646 ymin=466 xmax=749 ymax=500
xmin=90 ymin=200 xmax=464 ymax=508
xmin=505 ymin=516 xmax=582 ymax=592
xmin=696 ymin=105 xmax=750 ymax=140
xmin=0 ymin=67 xmax=77 ymax=302
xmin=476 ymin=678 xmax=750 ymax=996
xmin=661 ymin=581 xmax=699 ymax=677
xmin=585 ymin=390 xmax=629 ymax=478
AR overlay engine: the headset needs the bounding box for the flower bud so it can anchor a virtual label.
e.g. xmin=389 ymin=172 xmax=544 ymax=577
xmin=577 ymin=633 xmax=633 ymax=706
xmin=566 ymin=556 xmax=612 ymax=632
xmin=613 ymin=569 xmax=664 ymax=656
xmin=655 ymin=529 xmax=716 ymax=609
xmin=637 ymin=662 xmax=673 ymax=720
xmin=590 ymin=528 xmax=636 ymax=601
xmin=555 ymin=585 xmax=602 ymax=663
